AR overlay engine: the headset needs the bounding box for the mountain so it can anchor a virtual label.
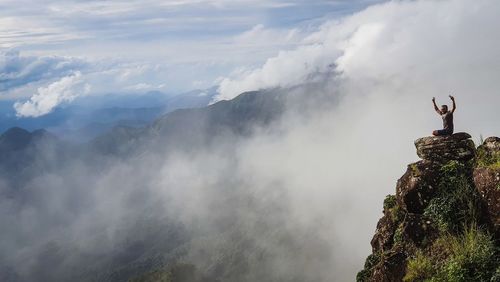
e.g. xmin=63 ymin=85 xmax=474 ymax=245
xmin=90 ymin=88 xmax=287 ymax=156
xmin=357 ymin=134 xmax=500 ymax=281
xmin=0 ymin=127 xmax=65 ymax=192
xmin=0 ymin=87 xmax=217 ymax=139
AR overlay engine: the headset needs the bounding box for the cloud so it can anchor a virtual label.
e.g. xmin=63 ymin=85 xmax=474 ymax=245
xmin=14 ymin=72 xmax=90 ymax=117
xmin=215 ymin=0 xmax=500 ymax=105
xmin=0 ymin=49 xmax=86 ymax=92
xmin=0 ymin=0 xmax=385 ymax=97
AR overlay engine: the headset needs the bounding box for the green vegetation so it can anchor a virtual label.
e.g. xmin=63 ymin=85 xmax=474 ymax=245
xmin=404 ymin=226 xmax=498 ymax=282
xmin=477 ymin=146 xmax=500 ymax=169
xmin=383 ymin=194 xmax=404 ymax=223
xmin=384 ymin=194 xmax=397 ymax=210
xmin=423 ymin=161 xmax=483 ymax=233
xmin=410 ymin=163 xmax=421 ymax=176
xmin=393 ymin=224 xmax=404 ymax=245
xmin=356 ymin=254 xmax=380 ymax=282
xmin=404 ymin=250 xmax=434 ymax=282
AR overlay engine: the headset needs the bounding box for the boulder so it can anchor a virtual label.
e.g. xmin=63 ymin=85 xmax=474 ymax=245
xmin=396 ymin=161 xmax=441 ymax=214
xmin=414 ymin=132 xmax=476 ymax=162
xmin=477 ymin=136 xmax=500 ymax=164
xmin=482 ymin=136 xmax=500 ymax=152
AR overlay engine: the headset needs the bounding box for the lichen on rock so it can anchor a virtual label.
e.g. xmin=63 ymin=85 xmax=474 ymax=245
xmin=414 ymin=132 xmax=476 ymax=163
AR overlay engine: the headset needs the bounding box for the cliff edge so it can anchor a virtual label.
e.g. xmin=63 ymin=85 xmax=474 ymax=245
xmin=357 ymin=133 xmax=500 ymax=282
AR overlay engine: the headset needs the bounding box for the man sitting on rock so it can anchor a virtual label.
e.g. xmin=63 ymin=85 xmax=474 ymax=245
xmin=432 ymin=95 xmax=456 ymax=136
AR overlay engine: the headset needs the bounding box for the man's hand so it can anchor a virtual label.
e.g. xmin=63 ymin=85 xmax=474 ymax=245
xmin=432 ymin=97 xmax=436 ymax=102
xmin=449 ymin=95 xmax=456 ymax=113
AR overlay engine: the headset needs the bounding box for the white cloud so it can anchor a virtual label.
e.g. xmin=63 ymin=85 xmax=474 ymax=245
xmin=0 ymin=49 xmax=86 ymax=92
xmin=215 ymin=43 xmax=339 ymax=101
xmin=14 ymin=72 xmax=90 ymax=117
xmin=214 ymin=0 xmax=500 ymax=131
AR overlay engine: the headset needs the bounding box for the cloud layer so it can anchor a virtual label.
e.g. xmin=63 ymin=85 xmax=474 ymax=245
xmin=14 ymin=71 xmax=90 ymax=117
xmin=215 ymin=0 xmax=500 ymax=119
xmin=0 ymin=50 xmax=85 ymax=92
xmin=0 ymin=0 xmax=385 ymax=116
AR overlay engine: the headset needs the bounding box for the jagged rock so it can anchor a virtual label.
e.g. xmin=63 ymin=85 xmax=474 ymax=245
xmin=414 ymin=132 xmax=476 ymax=162
xmin=396 ymin=161 xmax=441 ymax=214
xmin=370 ymin=247 xmax=406 ymax=282
xmin=398 ymin=213 xmax=438 ymax=248
xmin=474 ymin=167 xmax=500 ymax=237
xmin=371 ymin=213 xmax=397 ymax=254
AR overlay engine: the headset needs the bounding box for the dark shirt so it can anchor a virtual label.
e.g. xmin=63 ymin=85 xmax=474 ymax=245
xmin=441 ymin=111 xmax=454 ymax=132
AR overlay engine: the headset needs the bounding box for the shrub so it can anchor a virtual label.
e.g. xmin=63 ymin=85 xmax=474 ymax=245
xmin=477 ymin=146 xmax=500 ymax=169
xmin=491 ymin=266 xmax=500 ymax=282
xmin=423 ymin=161 xmax=483 ymax=233
xmin=404 ymin=250 xmax=436 ymax=282
xmin=436 ymin=226 xmax=497 ymax=282
xmin=404 ymin=226 xmax=498 ymax=282
xmin=356 ymin=254 xmax=380 ymax=282
xmin=384 ymin=194 xmax=397 ymax=210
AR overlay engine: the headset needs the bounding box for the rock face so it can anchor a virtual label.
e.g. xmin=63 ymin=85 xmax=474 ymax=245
xmin=396 ymin=160 xmax=441 ymax=213
xmin=414 ymin=132 xmax=476 ymax=162
xmin=357 ymin=133 xmax=499 ymax=282
xmin=481 ymin=136 xmax=500 ymax=152
xmin=474 ymin=167 xmax=500 ymax=237
xmin=473 ymin=136 xmax=500 ymax=238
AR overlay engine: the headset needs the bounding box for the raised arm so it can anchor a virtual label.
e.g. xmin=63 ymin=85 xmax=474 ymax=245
xmin=449 ymin=95 xmax=456 ymax=113
xmin=432 ymin=97 xmax=440 ymax=115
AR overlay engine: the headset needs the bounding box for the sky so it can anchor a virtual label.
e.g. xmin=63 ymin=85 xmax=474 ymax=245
xmin=1 ymin=0 xmax=386 ymax=116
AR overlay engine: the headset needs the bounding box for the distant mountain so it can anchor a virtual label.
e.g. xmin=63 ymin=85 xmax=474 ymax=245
xmin=0 ymin=87 xmax=217 ymax=139
xmin=0 ymin=127 xmax=65 ymax=192
xmin=90 ymin=88 xmax=288 ymax=156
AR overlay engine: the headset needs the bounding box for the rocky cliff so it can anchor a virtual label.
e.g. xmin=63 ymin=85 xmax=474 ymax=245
xmin=357 ymin=133 xmax=500 ymax=282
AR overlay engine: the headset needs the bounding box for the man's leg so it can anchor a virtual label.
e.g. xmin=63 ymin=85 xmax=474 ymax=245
xmin=433 ymin=129 xmax=452 ymax=136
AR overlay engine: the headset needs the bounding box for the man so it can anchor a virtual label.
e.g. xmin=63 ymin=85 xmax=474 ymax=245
xmin=432 ymin=95 xmax=456 ymax=136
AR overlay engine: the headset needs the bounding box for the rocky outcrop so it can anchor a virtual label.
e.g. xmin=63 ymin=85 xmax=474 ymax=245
xmin=396 ymin=160 xmax=441 ymax=214
xmin=370 ymin=213 xmax=398 ymax=254
xmin=358 ymin=133 xmax=499 ymax=282
xmin=370 ymin=248 xmax=406 ymax=282
xmin=473 ymin=136 xmax=500 ymax=238
xmin=480 ymin=136 xmax=500 ymax=152
xmin=414 ymin=132 xmax=475 ymax=162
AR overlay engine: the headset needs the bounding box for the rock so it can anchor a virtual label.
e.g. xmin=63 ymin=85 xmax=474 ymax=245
xmin=360 ymin=134 xmax=500 ymax=281
xmin=370 ymin=247 xmax=406 ymax=282
xmin=477 ymin=136 xmax=500 ymax=163
xmin=482 ymin=136 xmax=500 ymax=151
xmin=396 ymin=161 xmax=441 ymax=214
xmin=473 ymin=167 xmax=500 ymax=238
xmin=414 ymin=132 xmax=476 ymax=162
xmin=371 ymin=213 xmax=397 ymax=254
xmin=398 ymin=213 xmax=438 ymax=248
